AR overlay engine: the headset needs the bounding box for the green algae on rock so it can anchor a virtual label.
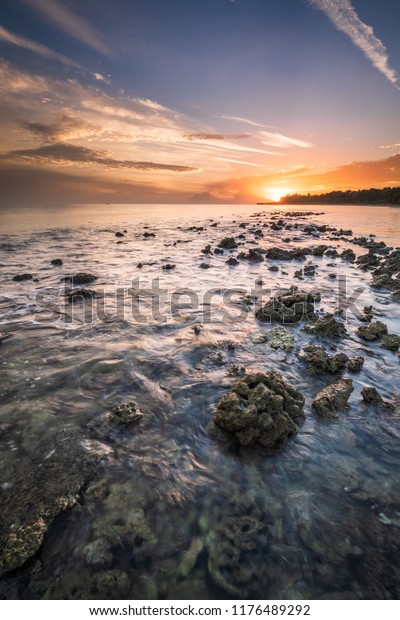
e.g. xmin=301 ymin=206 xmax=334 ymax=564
xmin=256 ymin=287 xmax=320 ymax=325
xmin=356 ymin=321 xmax=388 ymax=342
xmin=312 ymin=379 xmax=354 ymax=420
xmin=214 ymin=372 xmax=305 ymax=449
xmin=268 ymin=327 xmax=295 ymax=352
xmin=303 ymin=313 xmax=347 ymax=339
xmin=299 ymin=345 xmax=349 ymax=374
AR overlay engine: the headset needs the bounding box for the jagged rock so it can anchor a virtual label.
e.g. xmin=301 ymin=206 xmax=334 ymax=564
xmin=214 ymin=372 xmax=305 ymax=448
xmin=13 ymin=273 xmax=33 ymax=282
xmin=361 ymin=387 xmax=395 ymax=411
xmin=218 ymin=237 xmax=238 ymax=249
xmin=226 ymin=257 xmax=239 ymax=266
xmin=312 ymin=379 xmax=354 ymax=419
xmin=256 ymin=287 xmax=320 ymax=325
xmin=300 ymin=345 xmax=348 ymax=374
xmin=347 ymin=355 xmax=364 ymax=372
xmin=303 ymin=313 xmax=347 ymax=338
xmin=237 ymin=249 xmax=264 ymax=262
xmin=109 ymin=402 xmax=142 ymax=426
xmin=62 ymin=273 xmax=97 ymax=285
xmin=313 ymin=245 xmax=328 ymax=256
xmin=201 ymin=245 xmax=212 ymax=255
xmin=357 ymin=321 xmax=388 ymax=341
xmin=268 ymin=327 xmax=294 ymax=352
xmin=341 ymin=249 xmax=356 ymax=262
xmin=214 ymin=248 xmax=224 ymax=255
xmin=381 ymin=334 xmax=400 ymax=352
xmin=227 ymin=364 xmax=246 ymax=377
xmin=264 ymin=247 xmax=291 ymax=260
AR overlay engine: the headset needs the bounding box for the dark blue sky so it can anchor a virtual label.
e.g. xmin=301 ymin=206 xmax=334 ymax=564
xmin=0 ymin=0 xmax=399 ymax=203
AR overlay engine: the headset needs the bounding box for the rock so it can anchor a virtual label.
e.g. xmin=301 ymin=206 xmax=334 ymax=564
xmin=201 ymin=245 xmax=212 ymax=255
xmin=226 ymin=257 xmax=239 ymax=266
xmin=84 ymin=538 xmax=113 ymax=569
xmin=312 ymin=379 xmax=354 ymax=419
xmin=264 ymin=247 xmax=291 ymax=260
xmin=256 ymin=287 xmax=320 ymax=325
xmin=199 ymin=263 xmax=210 ymax=269
xmin=347 ymin=355 xmax=364 ymax=372
xmin=227 ymin=364 xmax=246 ymax=377
xmin=237 ymin=249 xmax=263 ymax=262
xmin=214 ymin=248 xmax=224 ymax=255
xmin=109 ymin=402 xmax=142 ymax=426
xmin=357 ymin=321 xmax=388 ymax=341
xmin=300 ymin=345 xmax=348 ymax=374
xmin=51 ymin=259 xmax=63 ymax=266
xmin=218 ymin=237 xmax=238 ymax=250
xmin=268 ymin=327 xmax=294 ymax=352
xmin=143 ymin=232 xmax=156 ymax=238
xmin=115 ymin=232 xmax=124 ymax=237
xmin=303 ymin=265 xmax=316 ymax=276
xmin=313 ymin=245 xmax=328 ymax=256
xmin=62 ymin=273 xmax=97 ymax=285
xmin=341 ymin=249 xmax=356 ymax=262
xmin=177 ymin=537 xmax=204 ymax=578
xmin=214 ymin=372 xmax=305 ymax=449
xmin=66 ymin=288 xmax=98 ymax=302
xmin=268 ymin=265 xmax=279 ymax=272
xmin=361 ymin=387 xmax=395 ymax=410
xmin=380 ymin=334 xmax=400 ymax=352
xmin=95 ymin=570 xmax=131 ymax=597
xmin=303 ymin=313 xmax=347 ymax=338
xmin=162 ymin=264 xmax=176 ymax=270
xmin=13 ymin=273 xmax=33 ymax=282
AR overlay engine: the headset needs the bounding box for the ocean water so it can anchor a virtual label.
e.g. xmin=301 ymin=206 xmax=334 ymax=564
xmin=0 ymin=203 xmax=399 ymax=599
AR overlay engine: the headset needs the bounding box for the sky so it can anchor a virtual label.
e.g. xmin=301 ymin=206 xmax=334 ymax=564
xmin=0 ymin=0 xmax=399 ymax=205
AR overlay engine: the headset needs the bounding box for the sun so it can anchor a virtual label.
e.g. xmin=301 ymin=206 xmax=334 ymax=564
xmin=264 ymin=187 xmax=291 ymax=203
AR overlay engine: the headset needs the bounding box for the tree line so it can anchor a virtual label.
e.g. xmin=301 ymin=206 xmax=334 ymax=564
xmin=279 ymin=186 xmax=400 ymax=205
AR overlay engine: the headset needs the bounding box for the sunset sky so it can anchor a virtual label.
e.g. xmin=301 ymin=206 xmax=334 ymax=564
xmin=0 ymin=0 xmax=399 ymax=204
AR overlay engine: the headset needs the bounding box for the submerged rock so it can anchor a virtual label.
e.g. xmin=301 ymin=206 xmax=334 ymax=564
xmin=62 ymin=273 xmax=97 ymax=285
xmin=66 ymin=288 xmax=99 ymax=302
xmin=214 ymin=372 xmax=305 ymax=449
xmin=300 ymin=345 xmax=348 ymax=374
xmin=312 ymin=379 xmax=354 ymax=419
xmin=361 ymin=387 xmax=395 ymax=411
xmin=256 ymin=287 xmax=320 ymax=325
xmin=268 ymin=327 xmax=295 ymax=352
xmin=84 ymin=538 xmax=113 ymax=569
xmin=341 ymin=249 xmax=356 ymax=262
xmin=218 ymin=237 xmax=238 ymax=250
xmin=13 ymin=273 xmax=33 ymax=282
xmin=356 ymin=321 xmax=388 ymax=342
xmin=109 ymin=402 xmax=142 ymax=426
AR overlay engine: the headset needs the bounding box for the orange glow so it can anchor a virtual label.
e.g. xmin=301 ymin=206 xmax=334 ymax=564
xmin=264 ymin=187 xmax=291 ymax=202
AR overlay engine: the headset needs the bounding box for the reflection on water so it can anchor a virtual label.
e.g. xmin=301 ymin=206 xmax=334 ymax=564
xmin=0 ymin=204 xmax=399 ymax=599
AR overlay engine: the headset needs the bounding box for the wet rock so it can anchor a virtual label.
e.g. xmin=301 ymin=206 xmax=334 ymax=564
xmin=312 ymin=379 xmax=354 ymax=419
xmin=214 ymin=248 xmax=224 ymax=255
xmin=264 ymin=247 xmax=291 ymax=260
xmin=162 ymin=263 xmax=176 ymax=270
xmin=325 ymin=248 xmax=339 ymax=257
xmin=115 ymin=232 xmax=124 ymax=238
xmin=371 ymin=274 xmax=399 ymax=290
xmin=109 ymin=402 xmax=142 ymax=426
xmin=218 ymin=237 xmax=238 ymax=250
xmin=51 ymin=259 xmax=63 ymax=266
xmin=66 ymin=288 xmax=99 ymax=302
xmin=357 ymin=321 xmax=388 ymax=341
xmin=347 ymin=355 xmax=364 ymax=372
xmin=268 ymin=327 xmax=294 ymax=352
xmin=300 ymin=345 xmax=348 ymax=374
xmin=95 ymin=570 xmax=131 ymax=597
xmin=237 ymin=249 xmax=263 ymax=262
xmin=381 ymin=334 xmax=400 ymax=352
xmin=256 ymin=287 xmax=320 ymax=325
xmin=84 ymin=538 xmax=113 ymax=569
xmin=214 ymin=372 xmax=305 ymax=449
xmin=356 ymin=253 xmax=380 ymax=270
xmin=226 ymin=257 xmax=239 ymax=266
xmin=201 ymin=245 xmax=212 ymax=255
xmin=62 ymin=273 xmax=97 ymax=285
xmin=268 ymin=265 xmax=279 ymax=272
xmin=303 ymin=313 xmax=347 ymax=338
xmin=143 ymin=232 xmax=156 ymax=238
xmin=13 ymin=273 xmax=33 ymax=282
xmin=341 ymin=249 xmax=356 ymax=262
xmin=199 ymin=262 xmax=210 ymax=269
xmin=227 ymin=364 xmax=246 ymax=377
xmin=303 ymin=265 xmax=316 ymax=276
xmin=313 ymin=245 xmax=328 ymax=256
xmin=361 ymin=387 xmax=395 ymax=411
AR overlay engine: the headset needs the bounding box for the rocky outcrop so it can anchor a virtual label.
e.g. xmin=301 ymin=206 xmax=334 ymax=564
xmin=303 ymin=313 xmax=347 ymax=338
xmin=312 ymin=379 xmax=354 ymax=420
xmin=256 ymin=287 xmax=320 ymax=325
xmin=361 ymin=387 xmax=395 ymax=411
xmin=218 ymin=237 xmax=238 ymax=250
xmin=299 ymin=345 xmax=348 ymax=374
xmin=214 ymin=372 xmax=305 ymax=448
xmin=356 ymin=321 xmax=388 ymax=341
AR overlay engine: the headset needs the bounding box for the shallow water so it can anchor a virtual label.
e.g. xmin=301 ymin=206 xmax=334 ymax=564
xmin=0 ymin=204 xmax=399 ymax=599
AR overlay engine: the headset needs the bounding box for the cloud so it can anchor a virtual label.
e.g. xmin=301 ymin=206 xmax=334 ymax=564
xmin=380 ymin=143 xmax=400 ymax=149
xmin=261 ymin=131 xmax=313 ymax=149
xmin=20 ymin=115 xmax=131 ymax=143
xmin=0 ymin=25 xmax=81 ymax=68
xmin=309 ymin=0 xmax=400 ymax=89
xmin=0 ymin=60 xmax=50 ymax=94
xmin=93 ymin=72 xmax=111 ymax=84
xmin=185 ymin=133 xmax=251 ymax=141
xmin=20 ymin=0 xmax=111 ymax=56
xmin=4 ymin=142 xmax=197 ymax=172
xmin=217 ymin=114 xmax=266 ymax=127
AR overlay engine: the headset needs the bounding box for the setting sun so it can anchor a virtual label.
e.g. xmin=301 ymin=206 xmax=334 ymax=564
xmin=265 ymin=187 xmax=291 ymax=202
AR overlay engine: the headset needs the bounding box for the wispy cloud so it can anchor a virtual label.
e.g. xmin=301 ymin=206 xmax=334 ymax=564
xmin=4 ymin=142 xmax=197 ymax=172
xmin=20 ymin=0 xmax=111 ymax=56
xmin=185 ymin=133 xmax=251 ymax=141
xmin=217 ymin=114 xmax=267 ymax=127
xmin=309 ymin=0 xmax=400 ymax=89
xmin=261 ymin=131 xmax=313 ymax=149
xmin=380 ymin=143 xmax=400 ymax=149
xmin=20 ymin=115 xmax=131 ymax=143
xmin=0 ymin=25 xmax=81 ymax=68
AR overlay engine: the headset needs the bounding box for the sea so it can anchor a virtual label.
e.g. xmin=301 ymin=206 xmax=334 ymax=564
xmin=0 ymin=203 xmax=399 ymax=599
